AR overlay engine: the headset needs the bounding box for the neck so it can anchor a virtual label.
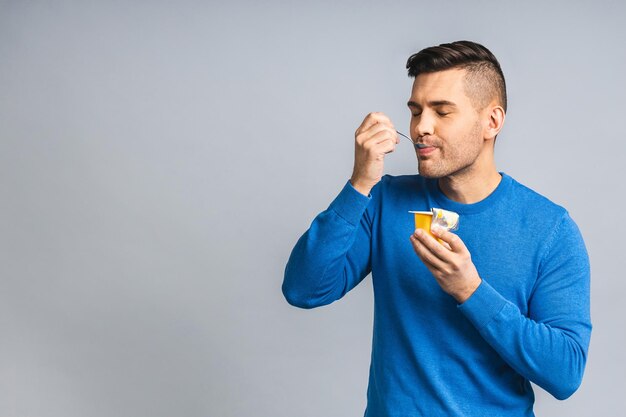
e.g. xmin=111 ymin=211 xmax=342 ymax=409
xmin=437 ymin=164 xmax=502 ymax=204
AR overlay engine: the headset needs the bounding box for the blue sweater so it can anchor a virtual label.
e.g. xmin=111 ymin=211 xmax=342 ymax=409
xmin=283 ymin=173 xmax=591 ymax=417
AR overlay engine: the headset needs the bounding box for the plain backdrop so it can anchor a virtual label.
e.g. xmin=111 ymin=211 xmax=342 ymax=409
xmin=1 ymin=1 xmax=625 ymax=416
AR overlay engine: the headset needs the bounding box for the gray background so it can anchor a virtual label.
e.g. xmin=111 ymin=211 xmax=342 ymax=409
xmin=1 ymin=1 xmax=624 ymax=416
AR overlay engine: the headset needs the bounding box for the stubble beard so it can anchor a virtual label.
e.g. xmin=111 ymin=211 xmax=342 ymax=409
xmin=417 ymin=121 xmax=484 ymax=180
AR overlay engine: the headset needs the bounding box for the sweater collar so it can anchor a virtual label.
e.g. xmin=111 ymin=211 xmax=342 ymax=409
xmin=426 ymin=172 xmax=512 ymax=215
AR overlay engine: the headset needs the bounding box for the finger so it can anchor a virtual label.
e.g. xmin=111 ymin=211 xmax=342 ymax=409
xmin=367 ymin=137 xmax=397 ymax=156
xmin=357 ymin=123 xmax=397 ymax=147
xmin=360 ymin=131 xmax=397 ymax=155
xmin=412 ymin=228 xmax=452 ymax=263
xmin=375 ymin=127 xmax=399 ymax=146
xmin=410 ymin=232 xmax=446 ymax=271
xmin=367 ymin=128 xmax=398 ymax=147
xmin=357 ymin=125 xmax=391 ymax=145
xmin=363 ymin=121 xmax=396 ymax=139
xmin=380 ymin=138 xmax=397 ymax=155
xmin=356 ymin=112 xmax=394 ymax=137
xmin=431 ymin=227 xmax=466 ymax=254
xmin=367 ymin=111 xmax=393 ymax=126
xmin=440 ymin=240 xmax=452 ymax=251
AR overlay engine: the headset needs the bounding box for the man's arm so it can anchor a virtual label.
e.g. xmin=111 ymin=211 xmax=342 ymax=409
xmin=283 ymin=112 xmax=399 ymax=308
xmin=410 ymin=214 xmax=592 ymax=399
xmin=282 ymin=181 xmax=373 ymax=308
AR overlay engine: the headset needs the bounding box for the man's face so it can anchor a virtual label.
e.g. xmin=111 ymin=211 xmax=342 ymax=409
xmin=407 ymin=68 xmax=489 ymax=179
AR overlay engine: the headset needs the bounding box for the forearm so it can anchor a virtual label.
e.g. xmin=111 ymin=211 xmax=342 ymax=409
xmin=282 ymin=181 xmax=372 ymax=309
xmin=459 ymin=280 xmax=591 ymax=399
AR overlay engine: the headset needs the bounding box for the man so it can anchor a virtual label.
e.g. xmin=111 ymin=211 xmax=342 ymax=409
xmin=282 ymin=40 xmax=591 ymax=416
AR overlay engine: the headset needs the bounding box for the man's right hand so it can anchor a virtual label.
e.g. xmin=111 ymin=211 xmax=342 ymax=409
xmin=350 ymin=112 xmax=399 ymax=196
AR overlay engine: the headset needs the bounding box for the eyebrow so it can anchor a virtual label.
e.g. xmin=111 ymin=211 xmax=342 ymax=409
xmin=407 ymin=100 xmax=457 ymax=109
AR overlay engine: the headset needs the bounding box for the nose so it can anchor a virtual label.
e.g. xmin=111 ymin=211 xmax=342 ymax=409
xmin=413 ymin=112 xmax=435 ymax=138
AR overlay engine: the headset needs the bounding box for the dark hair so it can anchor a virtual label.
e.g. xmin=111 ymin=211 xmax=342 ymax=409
xmin=406 ymin=40 xmax=507 ymax=112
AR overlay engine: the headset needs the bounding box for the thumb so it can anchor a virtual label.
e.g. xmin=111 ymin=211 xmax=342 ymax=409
xmin=431 ymin=227 xmax=464 ymax=252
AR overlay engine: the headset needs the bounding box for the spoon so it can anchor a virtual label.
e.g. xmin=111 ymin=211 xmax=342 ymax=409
xmin=396 ymin=130 xmax=427 ymax=149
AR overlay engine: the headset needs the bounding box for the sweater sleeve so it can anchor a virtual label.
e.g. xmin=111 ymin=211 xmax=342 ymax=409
xmin=282 ymin=180 xmax=374 ymax=309
xmin=458 ymin=213 xmax=592 ymax=400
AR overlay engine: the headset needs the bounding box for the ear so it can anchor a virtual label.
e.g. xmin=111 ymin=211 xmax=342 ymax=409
xmin=483 ymin=104 xmax=505 ymax=141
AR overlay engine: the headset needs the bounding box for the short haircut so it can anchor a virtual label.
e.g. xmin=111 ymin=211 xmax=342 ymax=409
xmin=406 ymin=40 xmax=507 ymax=113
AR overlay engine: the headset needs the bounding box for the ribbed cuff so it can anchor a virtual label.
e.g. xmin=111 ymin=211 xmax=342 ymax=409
xmin=458 ymin=279 xmax=508 ymax=330
xmin=328 ymin=180 xmax=372 ymax=227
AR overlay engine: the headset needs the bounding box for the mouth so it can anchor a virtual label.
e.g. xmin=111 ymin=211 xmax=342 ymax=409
xmin=416 ymin=143 xmax=437 ymax=156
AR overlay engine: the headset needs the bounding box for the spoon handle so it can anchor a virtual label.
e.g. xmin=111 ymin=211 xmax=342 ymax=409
xmin=396 ymin=130 xmax=416 ymax=146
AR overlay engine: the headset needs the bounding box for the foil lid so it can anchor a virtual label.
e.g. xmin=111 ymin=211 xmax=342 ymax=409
xmin=431 ymin=208 xmax=459 ymax=231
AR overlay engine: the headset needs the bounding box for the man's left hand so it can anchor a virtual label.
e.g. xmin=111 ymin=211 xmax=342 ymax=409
xmin=409 ymin=226 xmax=482 ymax=303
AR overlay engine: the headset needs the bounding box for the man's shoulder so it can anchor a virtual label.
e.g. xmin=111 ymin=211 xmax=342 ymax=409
xmin=378 ymin=173 xmax=427 ymax=190
xmin=505 ymin=175 xmax=587 ymax=263
xmin=505 ymin=174 xmax=569 ymax=219
xmin=368 ymin=174 xmax=430 ymax=211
